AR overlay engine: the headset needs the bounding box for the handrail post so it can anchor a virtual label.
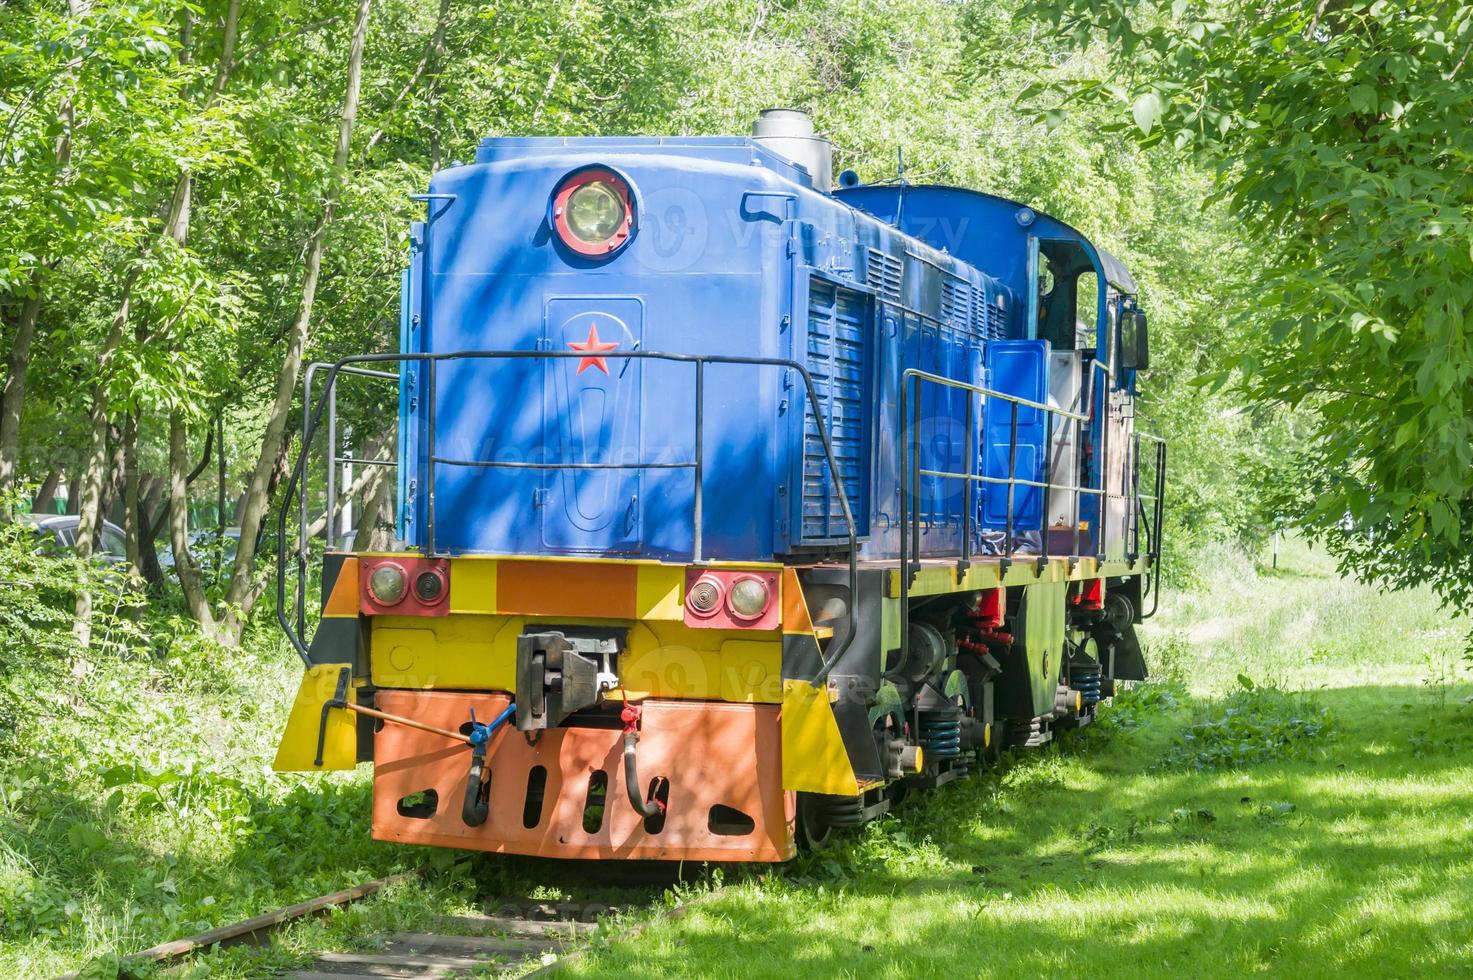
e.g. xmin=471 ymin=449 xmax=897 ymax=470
xmin=298 ymin=366 xmax=316 ymax=640
xmin=692 ymin=359 xmax=704 ymax=563
xmin=326 ymin=381 xmax=339 ymax=548
xmin=1142 ymin=438 xmax=1167 ymax=618
xmin=1070 ymin=412 xmax=1083 ymax=571
xmin=899 ymin=372 xmax=910 ymax=587
xmin=957 ymin=389 xmax=972 ymax=579
xmin=1132 ymin=432 xmax=1141 ymax=560
xmin=909 ymin=377 xmax=921 ymax=584
xmin=1037 ymin=405 xmax=1052 ymax=574
xmin=1097 ymin=385 xmax=1109 ymax=564
xmin=898 ymin=372 xmax=911 ymax=682
xmin=1003 ymin=399 xmax=1018 ymax=572
xmin=425 ymin=357 xmax=437 ymax=557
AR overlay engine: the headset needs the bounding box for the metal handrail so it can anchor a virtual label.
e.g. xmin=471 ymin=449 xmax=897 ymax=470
xmin=298 ymin=363 xmax=399 ymax=637
xmin=277 ymin=349 xmax=860 ymax=690
xmin=896 ymin=365 xmax=1166 ymax=680
xmin=903 ymin=368 xmax=1087 ymax=421
xmin=1138 ymin=433 xmax=1167 ymax=618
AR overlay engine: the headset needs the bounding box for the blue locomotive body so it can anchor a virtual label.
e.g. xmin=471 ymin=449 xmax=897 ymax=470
xmin=397 ymin=135 xmax=1141 ymax=565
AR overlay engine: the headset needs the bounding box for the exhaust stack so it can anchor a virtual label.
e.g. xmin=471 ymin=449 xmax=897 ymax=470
xmin=752 ymin=109 xmax=832 ymax=193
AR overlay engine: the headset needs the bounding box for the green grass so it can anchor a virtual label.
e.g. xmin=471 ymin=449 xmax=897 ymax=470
xmin=5 ymin=536 xmax=1471 ymax=977
xmin=0 ymin=610 xmax=448 ymax=979
xmin=549 ymin=538 xmax=1473 ymax=978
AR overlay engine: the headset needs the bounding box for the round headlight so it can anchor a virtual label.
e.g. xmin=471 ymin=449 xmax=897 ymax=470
xmin=727 ymin=576 xmax=771 ymax=620
xmin=566 ymin=181 xmax=626 ymax=244
xmin=368 ymin=563 xmax=407 ymax=606
xmin=551 ymin=167 xmax=635 ymax=257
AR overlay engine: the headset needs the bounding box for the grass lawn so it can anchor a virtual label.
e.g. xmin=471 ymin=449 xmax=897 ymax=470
xmin=6 ymin=538 xmax=1470 ymax=978
xmin=550 ymin=539 xmax=1473 ymax=978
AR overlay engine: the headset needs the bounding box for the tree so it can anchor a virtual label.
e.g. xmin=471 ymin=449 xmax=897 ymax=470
xmin=1026 ymin=0 xmax=1473 ymax=610
xmin=222 ymin=0 xmax=374 ymax=643
xmin=0 ymin=1 xmax=180 ymax=509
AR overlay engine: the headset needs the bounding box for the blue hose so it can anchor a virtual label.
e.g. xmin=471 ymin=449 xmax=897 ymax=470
xmin=462 ymin=702 xmax=515 ymax=827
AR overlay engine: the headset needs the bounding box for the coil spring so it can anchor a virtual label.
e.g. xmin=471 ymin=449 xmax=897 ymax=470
xmin=824 ymin=793 xmax=867 ymax=827
xmin=1073 ymin=668 xmax=1103 ymax=706
xmin=919 ymin=715 xmax=962 ymax=758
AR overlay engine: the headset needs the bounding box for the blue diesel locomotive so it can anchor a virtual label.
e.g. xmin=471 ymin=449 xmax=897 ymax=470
xmin=274 ymin=110 xmax=1164 ymax=860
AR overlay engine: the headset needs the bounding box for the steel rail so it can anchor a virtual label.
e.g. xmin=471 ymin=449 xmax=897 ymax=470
xmin=51 ymin=869 xmax=425 ymax=980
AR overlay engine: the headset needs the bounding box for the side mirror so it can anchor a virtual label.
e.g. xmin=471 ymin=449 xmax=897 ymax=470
xmin=1120 ymin=308 xmax=1149 ymax=372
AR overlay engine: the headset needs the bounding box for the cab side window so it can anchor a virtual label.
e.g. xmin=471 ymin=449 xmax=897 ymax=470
xmin=1074 ymin=271 xmax=1098 ymax=350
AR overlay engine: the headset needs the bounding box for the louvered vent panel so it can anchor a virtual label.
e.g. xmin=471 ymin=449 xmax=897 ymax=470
xmin=973 ymin=291 xmax=1007 ymax=341
xmin=941 ymin=279 xmax=973 ymax=333
xmin=985 ymin=296 xmax=1007 ymax=340
xmin=801 ymin=280 xmax=870 ymax=541
xmin=866 ymin=249 xmax=903 ymax=304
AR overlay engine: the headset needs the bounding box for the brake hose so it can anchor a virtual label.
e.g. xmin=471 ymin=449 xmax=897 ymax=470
xmin=620 ymin=700 xmax=664 ymax=819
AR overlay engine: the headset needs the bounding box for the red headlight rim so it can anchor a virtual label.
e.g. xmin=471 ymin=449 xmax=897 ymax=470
xmin=551 ymin=167 xmax=636 ymax=258
xmin=725 ymin=574 xmax=773 ymax=622
xmin=367 ymin=560 xmax=409 ymax=606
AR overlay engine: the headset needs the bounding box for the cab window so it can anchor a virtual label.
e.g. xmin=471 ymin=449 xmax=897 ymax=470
xmin=1074 ymin=271 xmax=1098 ymax=349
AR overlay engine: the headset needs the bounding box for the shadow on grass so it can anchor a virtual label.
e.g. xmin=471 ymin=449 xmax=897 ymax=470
xmin=557 ymin=682 xmax=1473 ymax=979
xmin=0 ymin=772 xmax=433 ymax=972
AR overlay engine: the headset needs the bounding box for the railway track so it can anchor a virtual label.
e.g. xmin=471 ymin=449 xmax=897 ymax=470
xmin=286 ymin=898 xmax=618 ymax=979
xmin=56 ymin=864 xmax=720 ymax=979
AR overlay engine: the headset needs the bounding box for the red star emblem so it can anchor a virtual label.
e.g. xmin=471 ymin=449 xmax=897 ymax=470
xmin=568 ymin=322 xmax=618 ymax=375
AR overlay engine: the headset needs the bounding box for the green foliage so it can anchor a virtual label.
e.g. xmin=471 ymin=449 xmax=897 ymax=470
xmin=1028 ymin=0 xmax=1473 ymax=613
xmin=0 ymin=612 xmax=423 ymax=976
xmin=1160 ymin=680 xmax=1335 ymax=770
xmin=0 ymin=510 xmax=152 ymax=737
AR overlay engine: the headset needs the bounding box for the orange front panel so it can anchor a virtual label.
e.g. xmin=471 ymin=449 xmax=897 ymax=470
xmin=780 ymin=566 xmax=813 ymax=632
xmin=322 ymin=556 xmax=361 ymax=617
xmin=372 ymin=691 xmax=795 ymax=862
xmin=495 ymin=560 xmax=638 ymax=618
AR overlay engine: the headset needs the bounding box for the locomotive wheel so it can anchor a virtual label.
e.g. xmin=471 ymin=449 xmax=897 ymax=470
xmin=795 ymin=792 xmax=835 ymax=851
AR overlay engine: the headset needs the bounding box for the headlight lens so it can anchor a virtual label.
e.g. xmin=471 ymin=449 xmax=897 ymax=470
xmin=552 ymin=167 xmax=635 ymax=257
xmin=565 ymin=181 xmax=626 ymax=244
xmin=414 ymin=570 xmax=445 ymax=603
xmin=728 ymin=577 xmax=771 ymax=619
xmin=368 ymin=564 xmax=407 ymax=605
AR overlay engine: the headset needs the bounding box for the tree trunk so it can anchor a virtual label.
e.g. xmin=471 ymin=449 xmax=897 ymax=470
xmin=352 ymin=463 xmax=394 ymax=550
xmin=169 ymin=409 xmax=217 ymax=632
xmin=223 ymin=0 xmax=374 ymax=642
xmin=0 ymin=0 xmax=93 ymax=510
xmin=102 ymin=421 xmax=124 ymax=526
xmin=363 ymin=0 xmax=453 ymax=159
xmin=0 ymin=285 xmax=45 ymax=512
xmin=128 ymin=0 xmax=241 ymax=626
xmin=122 ymin=412 xmax=143 ymax=580
xmin=71 ymin=280 xmax=131 ymax=651
xmin=32 ymin=467 xmax=62 ymax=514
xmin=137 ymin=474 xmax=167 ymax=589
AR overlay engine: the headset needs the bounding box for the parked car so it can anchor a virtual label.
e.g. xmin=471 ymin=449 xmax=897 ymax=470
xmin=19 ymin=514 xmax=129 ymax=565
xmin=160 ymin=527 xmax=258 ymax=577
